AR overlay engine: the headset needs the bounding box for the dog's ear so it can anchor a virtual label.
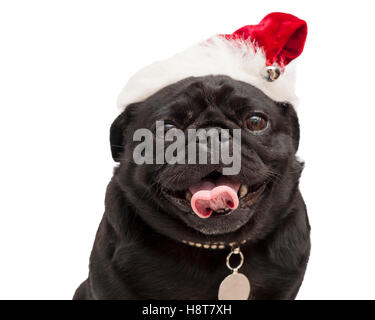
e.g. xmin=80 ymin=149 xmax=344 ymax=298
xmin=110 ymin=103 xmax=139 ymax=162
xmin=278 ymin=102 xmax=300 ymax=152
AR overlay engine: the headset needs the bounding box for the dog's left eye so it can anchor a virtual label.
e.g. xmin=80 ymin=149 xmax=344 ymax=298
xmin=244 ymin=115 xmax=268 ymax=132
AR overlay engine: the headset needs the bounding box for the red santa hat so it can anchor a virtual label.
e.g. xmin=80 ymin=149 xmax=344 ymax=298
xmin=118 ymin=12 xmax=307 ymax=109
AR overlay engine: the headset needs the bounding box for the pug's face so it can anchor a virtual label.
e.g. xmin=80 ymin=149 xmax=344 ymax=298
xmin=111 ymin=75 xmax=302 ymax=244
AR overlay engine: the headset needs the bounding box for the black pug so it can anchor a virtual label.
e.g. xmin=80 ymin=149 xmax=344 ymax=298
xmin=74 ymin=75 xmax=310 ymax=300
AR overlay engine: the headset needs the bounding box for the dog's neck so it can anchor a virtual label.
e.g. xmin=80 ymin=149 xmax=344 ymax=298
xmin=179 ymin=238 xmax=249 ymax=250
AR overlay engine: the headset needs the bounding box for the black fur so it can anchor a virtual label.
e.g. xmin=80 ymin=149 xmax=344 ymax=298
xmin=74 ymin=75 xmax=310 ymax=300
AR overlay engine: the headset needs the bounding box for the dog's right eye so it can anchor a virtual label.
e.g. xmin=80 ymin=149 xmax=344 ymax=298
xmin=155 ymin=122 xmax=177 ymax=138
xmin=164 ymin=123 xmax=176 ymax=133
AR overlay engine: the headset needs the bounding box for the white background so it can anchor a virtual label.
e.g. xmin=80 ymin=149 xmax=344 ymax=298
xmin=1 ymin=0 xmax=374 ymax=300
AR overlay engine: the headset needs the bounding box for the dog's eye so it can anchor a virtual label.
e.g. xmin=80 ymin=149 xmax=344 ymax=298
xmin=244 ymin=115 xmax=268 ymax=132
xmin=155 ymin=123 xmax=177 ymax=138
xmin=163 ymin=123 xmax=176 ymax=133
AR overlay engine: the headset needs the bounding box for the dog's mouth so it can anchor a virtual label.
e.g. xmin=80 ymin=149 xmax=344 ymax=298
xmin=162 ymin=170 xmax=267 ymax=218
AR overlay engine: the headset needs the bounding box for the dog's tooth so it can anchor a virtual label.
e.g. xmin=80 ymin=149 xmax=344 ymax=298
xmin=185 ymin=190 xmax=192 ymax=202
xmin=239 ymin=184 xmax=249 ymax=198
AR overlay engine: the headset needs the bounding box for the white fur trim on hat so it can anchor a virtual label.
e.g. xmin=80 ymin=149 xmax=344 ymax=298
xmin=117 ymin=36 xmax=298 ymax=110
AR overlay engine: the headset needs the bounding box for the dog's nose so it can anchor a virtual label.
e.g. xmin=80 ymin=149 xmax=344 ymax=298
xmin=192 ymin=127 xmax=232 ymax=164
xmin=195 ymin=127 xmax=231 ymax=144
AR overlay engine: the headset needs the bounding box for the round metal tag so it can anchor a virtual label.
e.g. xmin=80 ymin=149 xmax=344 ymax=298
xmin=218 ymin=272 xmax=251 ymax=300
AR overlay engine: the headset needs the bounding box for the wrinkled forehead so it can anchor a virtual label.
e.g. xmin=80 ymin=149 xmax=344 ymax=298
xmin=138 ymin=76 xmax=281 ymax=125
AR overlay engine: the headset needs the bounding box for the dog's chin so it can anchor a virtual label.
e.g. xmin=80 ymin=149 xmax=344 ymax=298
xmin=160 ymin=171 xmax=269 ymax=235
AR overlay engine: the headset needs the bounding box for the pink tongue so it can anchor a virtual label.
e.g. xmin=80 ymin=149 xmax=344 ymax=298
xmin=189 ymin=176 xmax=241 ymax=218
